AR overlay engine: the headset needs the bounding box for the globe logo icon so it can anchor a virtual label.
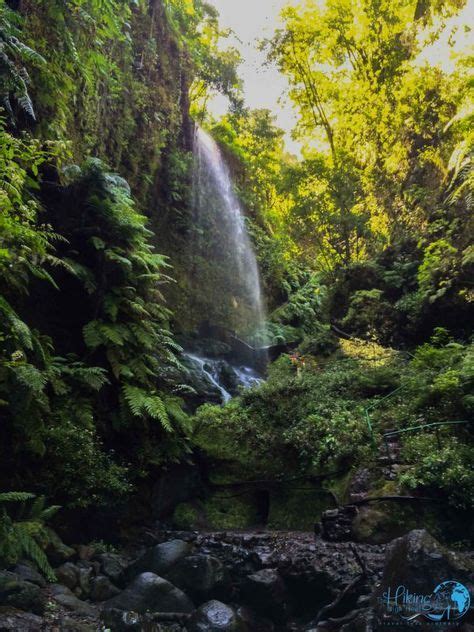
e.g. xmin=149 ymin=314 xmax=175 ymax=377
xmin=426 ymin=581 xmax=470 ymax=621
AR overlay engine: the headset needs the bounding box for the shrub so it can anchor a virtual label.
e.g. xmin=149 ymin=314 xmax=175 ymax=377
xmin=400 ymin=433 xmax=474 ymax=510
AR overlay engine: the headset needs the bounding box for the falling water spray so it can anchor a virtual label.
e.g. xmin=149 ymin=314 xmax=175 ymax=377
xmin=192 ymin=126 xmax=266 ymax=342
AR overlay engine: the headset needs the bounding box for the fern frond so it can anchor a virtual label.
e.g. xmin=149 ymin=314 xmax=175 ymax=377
xmin=15 ymin=523 xmax=55 ymax=581
xmin=143 ymin=394 xmax=172 ymax=432
xmin=14 ymin=364 xmax=47 ymax=393
xmin=0 ymin=492 xmax=35 ymax=503
xmin=122 ymin=385 xmax=173 ymax=432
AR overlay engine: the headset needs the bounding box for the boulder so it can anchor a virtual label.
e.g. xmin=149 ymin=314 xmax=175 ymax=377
xmin=76 ymin=565 xmax=93 ymax=598
xmin=103 ymin=572 xmax=194 ymax=614
xmin=373 ymin=529 xmax=474 ymax=623
xmin=90 ymin=575 xmax=121 ymax=602
xmin=352 ymin=506 xmax=409 ymax=544
xmin=50 ymin=583 xmax=72 ymax=597
xmin=241 ymin=569 xmax=288 ymax=622
xmin=12 ymin=563 xmax=46 ymax=588
xmin=50 ymin=584 xmax=96 ymax=618
xmin=76 ymin=544 xmax=95 ymax=561
xmin=127 ymin=539 xmax=193 ymax=579
xmin=188 ymin=600 xmax=246 ymax=632
xmin=97 ymin=552 xmax=128 ymax=584
xmin=0 ymin=571 xmax=46 ymax=615
xmin=55 ymin=562 xmax=79 ymax=591
xmin=166 ymin=554 xmax=229 ymax=602
xmin=0 ymin=607 xmax=44 ymax=631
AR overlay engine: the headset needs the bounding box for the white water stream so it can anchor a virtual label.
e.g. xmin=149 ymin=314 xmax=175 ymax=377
xmin=184 ymin=352 xmax=263 ymax=404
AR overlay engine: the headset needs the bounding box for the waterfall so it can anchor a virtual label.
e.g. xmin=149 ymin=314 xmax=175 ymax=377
xmin=191 ymin=126 xmax=266 ymax=342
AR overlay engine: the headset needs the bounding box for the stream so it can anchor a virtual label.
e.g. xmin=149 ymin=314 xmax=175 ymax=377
xmin=184 ymin=352 xmax=263 ymax=404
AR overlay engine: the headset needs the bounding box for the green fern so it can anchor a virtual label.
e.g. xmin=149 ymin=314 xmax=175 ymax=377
xmin=14 ymin=363 xmax=47 ymax=393
xmin=0 ymin=7 xmax=46 ymax=123
xmin=122 ymin=384 xmax=172 ymax=432
xmin=446 ymin=143 xmax=473 ymax=211
xmin=0 ymin=492 xmax=35 ymax=503
xmin=0 ymin=493 xmax=58 ymax=581
xmin=0 ymin=296 xmax=33 ymax=350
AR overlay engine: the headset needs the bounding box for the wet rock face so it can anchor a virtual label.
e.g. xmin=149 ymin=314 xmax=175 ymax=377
xmin=185 ymin=530 xmax=386 ymax=624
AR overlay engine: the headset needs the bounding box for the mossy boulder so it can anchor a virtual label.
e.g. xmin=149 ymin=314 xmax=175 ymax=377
xmin=352 ymin=503 xmax=421 ymax=545
xmin=267 ymin=486 xmax=331 ymax=530
xmin=203 ymin=493 xmax=257 ymax=530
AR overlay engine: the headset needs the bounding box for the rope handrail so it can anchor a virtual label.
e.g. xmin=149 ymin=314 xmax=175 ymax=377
xmin=383 ymin=419 xmax=472 ymax=438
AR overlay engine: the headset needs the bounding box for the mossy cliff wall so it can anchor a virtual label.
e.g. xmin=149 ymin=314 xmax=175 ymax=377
xmin=22 ymin=0 xmax=192 ymax=210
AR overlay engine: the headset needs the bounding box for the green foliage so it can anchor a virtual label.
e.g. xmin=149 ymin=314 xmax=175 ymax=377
xmin=418 ymin=239 xmax=458 ymax=302
xmin=272 ymin=274 xmax=327 ymax=332
xmin=41 ymin=422 xmax=131 ymax=509
xmin=122 ymin=385 xmax=172 ymax=433
xmin=264 ymin=0 xmax=471 ymax=279
xmin=0 ymin=492 xmax=58 ymax=580
xmin=0 ymin=0 xmax=471 ymax=546
xmin=58 ymin=160 xmax=187 ymax=441
xmin=400 ymin=434 xmax=474 ymax=510
xmin=341 ymin=289 xmax=398 ymax=342
xmin=193 ymin=350 xmax=378 ymax=478
xmin=402 ymin=338 xmax=473 ymax=418
xmin=0 ymin=3 xmax=45 ymax=122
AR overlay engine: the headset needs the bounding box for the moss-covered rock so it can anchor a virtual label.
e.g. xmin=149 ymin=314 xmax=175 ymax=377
xmin=203 ymin=493 xmax=258 ymax=530
xmin=173 ymin=503 xmax=201 ymax=530
xmin=352 ymin=503 xmax=420 ymax=544
xmin=267 ymin=486 xmax=331 ymax=530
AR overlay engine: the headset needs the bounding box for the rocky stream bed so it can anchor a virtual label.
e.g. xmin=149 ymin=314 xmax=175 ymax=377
xmin=0 ymin=527 xmax=472 ymax=632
